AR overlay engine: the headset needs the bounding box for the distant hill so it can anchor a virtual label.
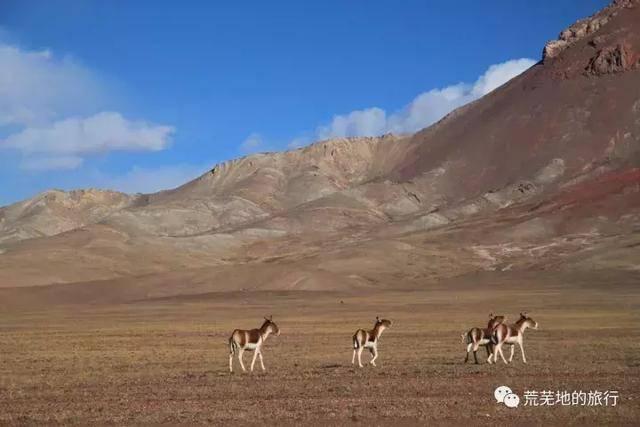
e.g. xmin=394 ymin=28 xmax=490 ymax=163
xmin=1 ymin=0 xmax=638 ymax=304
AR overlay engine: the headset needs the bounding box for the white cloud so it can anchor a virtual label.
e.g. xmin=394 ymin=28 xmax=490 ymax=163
xmin=317 ymin=107 xmax=387 ymax=140
xmin=1 ymin=112 xmax=174 ymax=170
xmin=309 ymin=58 xmax=536 ymax=141
xmin=0 ymin=34 xmax=193 ymax=203
xmin=386 ymin=84 xmax=471 ymax=135
xmin=92 ymin=163 xmax=210 ymax=194
xmin=0 ymin=40 xmax=175 ymax=172
xmin=471 ymin=58 xmax=536 ymax=97
xmin=239 ymin=132 xmax=264 ymax=154
xmin=0 ymin=42 xmax=107 ymax=127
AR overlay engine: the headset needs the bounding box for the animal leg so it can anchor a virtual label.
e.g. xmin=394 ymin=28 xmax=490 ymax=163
xmin=250 ymin=350 xmax=259 ymax=372
xmin=487 ymin=345 xmax=494 ymax=364
xmin=519 ymin=341 xmax=527 ymax=364
xmin=357 ymin=347 xmax=364 ymax=368
xmin=509 ymin=344 xmax=515 ymax=363
xmin=258 ymin=351 xmax=266 ymax=371
xmin=497 ymin=344 xmax=509 ymax=364
xmin=229 ymin=339 xmax=237 ymax=373
xmin=352 ymin=348 xmax=357 ymax=364
xmin=370 ymin=347 xmax=378 ymax=366
xmin=464 ymin=343 xmax=472 ymax=363
xmin=472 ymin=342 xmax=480 ymax=364
xmin=238 ymin=349 xmax=246 ymax=372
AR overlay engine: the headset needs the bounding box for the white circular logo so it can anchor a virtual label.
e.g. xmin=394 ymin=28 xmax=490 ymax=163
xmin=504 ymin=393 xmax=520 ymax=408
xmin=494 ymin=385 xmax=513 ymax=403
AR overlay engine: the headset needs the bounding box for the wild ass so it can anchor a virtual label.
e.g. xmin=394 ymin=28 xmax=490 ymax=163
xmin=489 ymin=312 xmax=538 ymax=364
xmin=352 ymin=317 xmax=392 ymax=368
xmin=228 ymin=316 xmax=280 ymax=373
xmin=462 ymin=313 xmax=505 ymax=364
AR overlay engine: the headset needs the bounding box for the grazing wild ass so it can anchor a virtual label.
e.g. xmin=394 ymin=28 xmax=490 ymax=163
xmin=229 ymin=316 xmax=280 ymax=373
xmin=352 ymin=317 xmax=392 ymax=368
xmin=462 ymin=313 xmax=505 ymax=364
xmin=489 ymin=312 xmax=538 ymax=364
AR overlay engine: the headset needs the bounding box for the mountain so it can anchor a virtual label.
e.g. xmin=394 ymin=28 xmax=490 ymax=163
xmin=0 ymin=189 xmax=135 ymax=244
xmin=1 ymin=0 xmax=638 ymax=304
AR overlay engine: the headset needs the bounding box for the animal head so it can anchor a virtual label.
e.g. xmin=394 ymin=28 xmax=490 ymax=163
xmin=375 ymin=316 xmax=392 ymax=328
xmin=518 ymin=312 xmax=538 ymax=330
xmin=262 ymin=315 xmax=280 ymax=336
xmin=488 ymin=313 xmax=505 ymax=329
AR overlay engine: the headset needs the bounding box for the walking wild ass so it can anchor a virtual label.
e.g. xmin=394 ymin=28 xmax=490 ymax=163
xmin=229 ymin=316 xmax=280 ymax=373
xmin=462 ymin=313 xmax=505 ymax=364
xmin=490 ymin=312 xmax=538 ymax=364
xmin=352 ymin=317 xmax=392 ymax=368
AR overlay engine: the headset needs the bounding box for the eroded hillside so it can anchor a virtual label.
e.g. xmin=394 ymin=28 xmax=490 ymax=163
xmin=0 ymin=0 xmax=638 ymax=299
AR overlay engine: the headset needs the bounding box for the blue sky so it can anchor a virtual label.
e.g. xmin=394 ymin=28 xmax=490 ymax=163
xmin=0 ymin=0 xmax=609 ymax=206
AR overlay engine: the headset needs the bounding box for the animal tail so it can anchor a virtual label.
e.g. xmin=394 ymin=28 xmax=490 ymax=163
xmin=353 ymin=335 xmax=359 ymax=349
xmin=229 ymin=337 xmax=237 ymax=355
xmin=461 ymin=332 xmax=467 ymax=344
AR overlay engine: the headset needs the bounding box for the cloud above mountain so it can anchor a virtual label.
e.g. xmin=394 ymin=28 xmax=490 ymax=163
xmin=0 ymin=43 xmax=106 ymax=127
xmin=3 ymin=112 xmax=174 ymax=170
xmin=238 ymin=58 xmax=535 ymax=155
xmin=0 ymin=40 xmax=175 ymax=171
xmin=314 ymin=58 xmax=536 ymax=140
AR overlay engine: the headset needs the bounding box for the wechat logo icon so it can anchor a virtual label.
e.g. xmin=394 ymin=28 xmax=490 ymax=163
xmin=495 ymin=386 xmax=520 ymax=409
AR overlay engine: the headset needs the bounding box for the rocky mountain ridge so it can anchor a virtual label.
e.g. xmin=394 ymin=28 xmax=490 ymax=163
xmin=0 ymin=0 xmax=638 ymax=298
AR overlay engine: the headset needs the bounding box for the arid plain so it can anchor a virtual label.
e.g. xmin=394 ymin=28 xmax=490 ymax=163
xmin=1 ymin=271 xmax=638 ymax=424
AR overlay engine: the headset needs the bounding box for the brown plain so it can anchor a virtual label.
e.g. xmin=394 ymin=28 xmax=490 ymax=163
xmin=1 ymin=272 xmax=638 ymax=424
